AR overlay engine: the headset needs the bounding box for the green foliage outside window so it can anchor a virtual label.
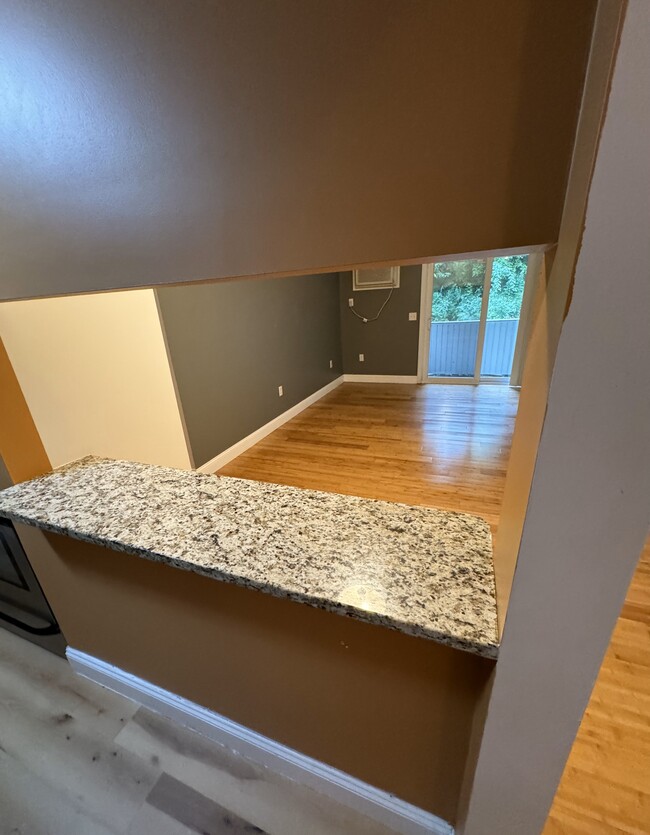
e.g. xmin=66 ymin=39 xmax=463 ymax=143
xmin=432 ymin=255 xmax=528 ymax=322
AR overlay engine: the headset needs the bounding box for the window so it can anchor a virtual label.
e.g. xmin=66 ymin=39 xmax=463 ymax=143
xmin=352 ymin=266 xmax=400 ymax=291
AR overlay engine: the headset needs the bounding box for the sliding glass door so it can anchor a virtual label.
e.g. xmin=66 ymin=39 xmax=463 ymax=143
xmin=481 ymin=256 xmax=528 ymax=378
xmin=421 ymin=254 xmax=529 ymax=384
xmin=427 ymin=259 xmax=489 ymax=379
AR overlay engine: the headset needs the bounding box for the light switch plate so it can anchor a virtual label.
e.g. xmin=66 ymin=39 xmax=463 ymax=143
xmin=409 ymin=312 xmax=418 ymax=321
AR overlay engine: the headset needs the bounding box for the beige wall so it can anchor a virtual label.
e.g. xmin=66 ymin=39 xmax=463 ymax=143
xmin=0 ymin=291 xmax=190 ymax=469
xmin=461 ymin=2 xmax=650 ymax=831
xmin=16 ymin=524 xmax=493 ymax=825
xmin=0 ymin=0 xmax=595 ymax=301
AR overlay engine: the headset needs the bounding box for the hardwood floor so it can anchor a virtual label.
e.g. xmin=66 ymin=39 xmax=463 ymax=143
xmin=219 ymin=383 xmax=520 ymax=533
xmin=544 ymin=536 xmax=650 ymax=835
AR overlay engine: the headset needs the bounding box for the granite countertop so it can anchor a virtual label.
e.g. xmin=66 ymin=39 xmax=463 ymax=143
xmin=0 ymin=457 xmax=499 ymax=658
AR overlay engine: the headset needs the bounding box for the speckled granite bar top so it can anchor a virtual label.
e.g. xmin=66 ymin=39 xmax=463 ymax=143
xmin=0 ymin=457 xmax=499 ymax=658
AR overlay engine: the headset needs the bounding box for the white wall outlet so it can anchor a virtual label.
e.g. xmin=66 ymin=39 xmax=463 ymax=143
xmin=278 ymin=385 xmax=283 ymax=397
xmin=348 ymin=298 xmax=354 ymax=307
xmin=409 ymin=311 xmax=418 ymax=321
xmin=329 ymin=359 xmax=333 ymax=369
xmin=359 ymin=353 xmax=365 ymax=362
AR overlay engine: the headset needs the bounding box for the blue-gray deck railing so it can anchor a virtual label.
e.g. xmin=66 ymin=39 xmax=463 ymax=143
xmin=428 ymin=318 xmax=519 ymax=377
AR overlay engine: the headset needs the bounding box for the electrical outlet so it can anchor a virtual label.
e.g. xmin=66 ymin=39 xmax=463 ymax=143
xmin=409 ymin=311 xmax=418 ymax=321
xmin=348 ymin=298 xmax=354 ymax=307
xmin=329 ymin=360 xmax=333 ymax=369
xmin=278 ymin=385 xmax=283 ymax=397
xmin=359 ymin=353 xmax=365 ymax=362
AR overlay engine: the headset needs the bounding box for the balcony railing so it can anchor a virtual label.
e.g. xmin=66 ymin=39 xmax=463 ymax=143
xmin=428 ymin=318 xmax=519 ymax=378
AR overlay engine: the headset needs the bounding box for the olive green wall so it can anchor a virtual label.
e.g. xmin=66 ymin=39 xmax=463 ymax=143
xmin=156 ymin=274 xmax=341 ymax=468
xmin=157 ymin=267 xmax=424 ymax=471
xmin=339 ymin=267 xmax=422 ymax=376
xmin=0 ymin=456 xmax=12 ymax=490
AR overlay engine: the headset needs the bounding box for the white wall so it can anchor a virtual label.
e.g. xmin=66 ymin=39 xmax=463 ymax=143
xmin=0 ymin=290 xmax=191 ymax=470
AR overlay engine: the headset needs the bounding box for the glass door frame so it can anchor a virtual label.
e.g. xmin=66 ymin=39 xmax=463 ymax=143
xmin=417 ymin=258 xmax=494 ymax=385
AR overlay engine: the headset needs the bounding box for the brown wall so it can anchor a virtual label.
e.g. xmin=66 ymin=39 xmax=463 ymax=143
xmin=0 ymin=0 xmax=595 ymax=302
xmin=16 ymin=524 xmax=493 ymax=824
xmin=339 ymin=268 xmax=421 ymax=376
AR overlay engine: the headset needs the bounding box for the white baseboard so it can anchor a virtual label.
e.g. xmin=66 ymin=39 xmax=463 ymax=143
xmin=343 ymin=374 xmax=419 ymax=384
xmin=196 ymin=375 xmax=344 ymax=473
xmin=67 ymin=647 xmax=453 ymax=835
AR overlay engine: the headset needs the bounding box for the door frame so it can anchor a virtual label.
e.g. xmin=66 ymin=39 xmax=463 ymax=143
xmin=417 ymin=258 xmax=494 ymax=385
xmin=418 ymin=251 xmax=541 ymax=386
xmin=509 ymin=251 xmax=543 ymax=387
xmin=416 ymin=263 xmax=434 ymax=383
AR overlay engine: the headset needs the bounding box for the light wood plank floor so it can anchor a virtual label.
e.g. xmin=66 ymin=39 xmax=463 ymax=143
xmin=0 ymin=625 xmax=396 ymax=835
